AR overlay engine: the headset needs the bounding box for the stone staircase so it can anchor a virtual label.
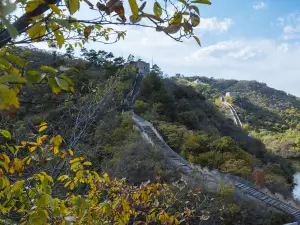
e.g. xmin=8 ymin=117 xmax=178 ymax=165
xmin=236 ymin=182 xmax=300 ymax=220
xmin=223 ymin=100 xmax=243 ymax=129
xmin=133 ymin=113 xmax=192 ymax=174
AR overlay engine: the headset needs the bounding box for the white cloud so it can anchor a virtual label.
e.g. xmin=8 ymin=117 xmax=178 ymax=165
xmin=77 ymin=24 xmax=300 ymax=96
xmin=30 ymin=18 xmax=299 ymax=97
xmin=182 ymin=39 xmax=300 ymax=96
xmin=185 ymin=41 xmax=265 ymax=60
xmin=197 ymin=17 xmax=233 ymax=32
xmin=279 ymin=12 xmax=300 ymax=40
xmin=253 ymin=2 xmax=265 ymax=10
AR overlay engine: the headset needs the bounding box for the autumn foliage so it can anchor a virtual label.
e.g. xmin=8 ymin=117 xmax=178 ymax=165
xmin=0 ymin=123 xmax=197 ymax=224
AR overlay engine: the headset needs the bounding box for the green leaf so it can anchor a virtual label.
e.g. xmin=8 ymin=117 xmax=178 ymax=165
xmin=54 ymin=30 xmax=65 ymax=48
xmin=25 ymin=70 xmax=43 ymax=83
xmin=11 ymin=181 xmax=24 ymax=192
xmin=60 ymin=75 xmax=74 ymax=86
xmin=6 ymin=54 xmax=26 ymax=68
xmin=129 ymin=0 xmax=139 ymax=21
xmin=153 ymin=2 xmax=162 ymax=17
xmin=189 ymin=5 xmax=200 ymax=15
xmin=1 ymin=2 xmax=17 ymax=16
xmin=191 ymin=13 xmax=200 ymax=27
xmin=0 ymin=130 xmax=11 ymax=139
xmin=29 ymin=209 xmax=48 ymax=225
xmin=0 ymin=16 xmax=18 ymax=38
xmin=0 ymin=57 xmax=11 ymax=68
xmin=40 ymin=65 xmax=57 ymax=76
xmin=129 ymin=15 xmax=141 ymax=23
xmin=55 ymin=77 xmax=69 ymax=91
xmin=49 ymin=4 xmax=60 ymax=15
xmin=0 ymin=161 xmax=8 ymax=173
xmin=47 ymin=77 xmax=61 ymax=94
xmin=6 ymin=144 xmax=15 ymax=154
xmin=193 ymin=35 xmax=201 ymax=46
xmin=26 ymin=22 xmax=46 ymax=41
xmin=191 ymin=0 xmax=211 ymax=5
xmin=36 ymin=194 xmax=49 ymax=208
xmin=68 ymin=0 xmax=80 ymax=14
xmin=178 ymin=0 xmax=188 ymax=5
xmin=170 ymin=12 xmax=182 ymax=25
xmin=0 ymin=74 xmax=26 ymax=84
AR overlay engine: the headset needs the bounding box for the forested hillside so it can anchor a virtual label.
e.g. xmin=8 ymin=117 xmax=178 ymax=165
xmin=135 ymin=74 xmax=295 ymax=196
xmin=185 ymin=77 xmax=300 ymax=158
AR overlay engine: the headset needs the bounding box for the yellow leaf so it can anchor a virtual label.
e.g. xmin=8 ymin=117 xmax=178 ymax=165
xmin=69 ymin=157 xmax=81 ymax=164
xmin=153 ymin=2 xmax=162 ymax=17
xmin=61 ymin=151 xmax=66 ymax=159
xmin=27 ymin=22 xmax=46 ymax=41
xmin=83 ymin=161 xmax=92 ymax=166
xmin=50 ymin=135 xmax=63 ymax=146
xmin=122 ymin=200 xmax=130 ymax=212
xmin=26 ymin=0 xmax=44 ymax=13
xmin=41 ymin=172 xmax=54 ymax=183
xmin=68 ymin=149 xmax=74 ymax=156
xmin=84 ymin=26 xmax=92 ymax=39
xmin=68 ymin=0 xmax=80 ymax=14
xmin=9 ymin=166 xmax=15 ymax=174
xmin=11 ymin=180 xmax=24 ymax=192
xmin=53 ymin=146 xmax=59 ymax=155
xmin=158 ymin=211 xmax=169 ymax=223
xmin=21 ymin=141 xmax=27 ymax=146
xmin=53 ymin=30 xmax=65 ymax=48
xmin=13 ymin=158 xmax=24 ymax=174
xmin=39 ymin=135 xmax=48 ymax=143
xmin=29 ymin=146 xmax=37 ymax=152
xmin=39 ymin=122 xmax=47 ymax=127
xmin=38 ymin=125 xmax=47 ymax=132
xmin=193 ymin=35 xmax=201 ymax=46
xmin=47 ymin=77 xmax=61 ymax=94
xmin=103 ymin=173 xmax=110 ymax=183
xmin=129 ymin=0 xmax=139 ymax=21
xmin=0 ymin=84 xmax=19 ymax=111
xmin=49 ymin=4 xmax=60 ymax=15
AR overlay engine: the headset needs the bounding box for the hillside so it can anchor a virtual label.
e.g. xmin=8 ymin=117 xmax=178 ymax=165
xmin=134 ymin=74 xmax=295 ymax=196
xmin=0 ymin=47 xmax=295 ymax=225
xmin=185 ymin=76 xmax=300 ymax=158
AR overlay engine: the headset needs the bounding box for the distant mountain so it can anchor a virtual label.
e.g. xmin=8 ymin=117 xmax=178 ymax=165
xmin=186 ymin=76 xmax=300 ymax=158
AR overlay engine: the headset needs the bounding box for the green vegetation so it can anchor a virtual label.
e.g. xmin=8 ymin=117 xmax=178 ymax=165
xmin=136 ymin=73 xmax=295 ymax=195
xmin=185 ymin=76 xmax=300 ymax=159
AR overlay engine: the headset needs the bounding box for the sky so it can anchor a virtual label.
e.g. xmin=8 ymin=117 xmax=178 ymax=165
xmin=29 ymin=0 xmax=300 ymax=97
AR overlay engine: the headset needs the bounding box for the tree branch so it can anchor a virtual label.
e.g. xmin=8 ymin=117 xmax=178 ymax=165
xmin=0 ymin=0 xmax=59 ymax=48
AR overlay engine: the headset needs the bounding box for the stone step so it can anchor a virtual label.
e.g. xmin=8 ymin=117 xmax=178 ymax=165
xmin=291 ymin=211 xmax=300 ymax=216
xmin=260 ymin=196 xmax=268 ymax=200
xmin=240 ymin=186 xmax=250 ymax=191
xmin=252 ymin=192 xmax=265 ymax=198
xmin=246 ymin=188 xmax=257 ymax=195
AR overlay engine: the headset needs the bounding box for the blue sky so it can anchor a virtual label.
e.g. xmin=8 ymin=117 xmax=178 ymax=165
xmin=31 ymin=0 xmax=300 ymax=97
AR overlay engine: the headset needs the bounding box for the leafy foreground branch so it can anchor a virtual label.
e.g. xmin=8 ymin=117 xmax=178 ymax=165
xmin=0 ymin=123 xmax=214 ymax=225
